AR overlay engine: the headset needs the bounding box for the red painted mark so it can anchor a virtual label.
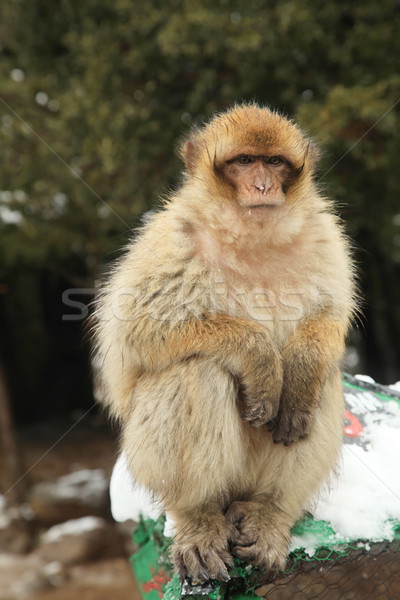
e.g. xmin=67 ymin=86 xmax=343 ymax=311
xmin=343 ymin=409 xmax=364 ymax=438
xmin=142 ymin=567 xmax=171 ymax=598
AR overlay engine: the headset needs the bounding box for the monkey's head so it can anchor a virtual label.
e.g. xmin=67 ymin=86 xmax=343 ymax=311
xmin=180 ymin=103 xmax=320 ymax=219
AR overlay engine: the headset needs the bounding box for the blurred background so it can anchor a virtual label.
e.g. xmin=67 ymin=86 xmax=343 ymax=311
xmin=0 ymin=1 xmax=400 ymax=598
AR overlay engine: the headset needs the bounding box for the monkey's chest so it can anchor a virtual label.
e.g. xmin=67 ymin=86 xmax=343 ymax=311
xmin=208 ymin=270 xmax=321 ymax=343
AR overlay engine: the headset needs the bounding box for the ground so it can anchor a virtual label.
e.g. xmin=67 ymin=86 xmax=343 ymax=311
xmin=0 ymin=415 xmax=142 ymax=600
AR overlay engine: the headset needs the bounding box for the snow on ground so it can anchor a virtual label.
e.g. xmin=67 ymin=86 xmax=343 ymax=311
xmin=110 ymin=380 xmax=400 ymax=552
xmin=42 ymin=516 xmax=105 ymax=543
xmin=33 ymin=468 xmax=108 ymax=504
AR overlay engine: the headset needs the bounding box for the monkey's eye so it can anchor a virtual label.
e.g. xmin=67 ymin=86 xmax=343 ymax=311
xmin=267 ymin=156 xmax=284 ymax=166
xmin=234 ymin=155 xmax=254 ymax=165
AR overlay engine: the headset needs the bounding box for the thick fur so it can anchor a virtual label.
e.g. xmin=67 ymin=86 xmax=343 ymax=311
xmin=93 ymin=104 xmax=355 ymax=581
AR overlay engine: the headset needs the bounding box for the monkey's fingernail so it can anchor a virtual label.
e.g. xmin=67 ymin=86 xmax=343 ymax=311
xmin=225 ymin=555 xmax=234 ymax=568
xmin=176 ymin=556 xmax=187 ymax=582
xmin=273 ymin=438 xmax=281 ymax=444
xmin=198 ymin=568 xmax=209 ymax=581
xmin=178 ymin=567 xmax=187 ymax=582
xmin=218 ymin=567 xmax=231 ymax=582
xmin=234 ymin=539 xmax=256 ymax=548
xmin=284 ymin=440 xmax=292 ymax=447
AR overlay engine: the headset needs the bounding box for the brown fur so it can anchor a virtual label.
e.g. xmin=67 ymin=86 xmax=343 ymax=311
xmin=93 ymin=103 xmax=356 ymax=581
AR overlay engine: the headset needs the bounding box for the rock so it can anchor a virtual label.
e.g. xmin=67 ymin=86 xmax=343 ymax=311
xmin=0 ymin=554 xmax=137 ymax=600
xmin=29 ymin=469 xmax=111 ymax=525
xmin=10 ymin=568 xmax=52 ymax=598
xmin=0 ymin=497 xmax=34 ymax=553
xmin=36 ymin=516 xmax=125 ymax=565
xmin=40 ymin=560 xmax=67 ymax=586
xmin=8 ymin=561 xmax=67 ymax=598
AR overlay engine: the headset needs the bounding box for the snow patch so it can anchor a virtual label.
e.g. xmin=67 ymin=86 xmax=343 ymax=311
xmin=0 ymin=205 xmax=23 ymax=224
xmin=109 ymin=453 xmax=161 ymax=523
xmin=42 ymin=516 xmax=104 ymax=543
xmin=45 ymin=469 xmax=108 ymax=503
xmin=313 ymin=417 xmax=400 ymax=542
xmin=110 ymin=379 xmax=400 ymax=549
xmin=389 ymin=380 xmax=400 ymax=392
xmin=354 ymin=374 xmax=375 ymax=384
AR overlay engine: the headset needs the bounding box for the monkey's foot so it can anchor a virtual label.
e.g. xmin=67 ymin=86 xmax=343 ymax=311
xmin=172 ymin=511 xmax=234 ymax=582
xmin=226 ymin=500 xmax=289 ymax=572
xmin=268 ymin=404 xmax=314 ymax=445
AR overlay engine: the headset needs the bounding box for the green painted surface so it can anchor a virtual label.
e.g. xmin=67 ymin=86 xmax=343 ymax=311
xmin=131 ymin=540 xmax=165 ymax=600
xmin=132 ymin=513 xmax=400 ymax=599
xmin=132 ymin=517 xmax=172 ymax=598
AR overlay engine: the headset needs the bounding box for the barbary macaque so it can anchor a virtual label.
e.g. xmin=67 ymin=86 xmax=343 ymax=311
xmin=93 ymin=104 xmax=355 ymax=582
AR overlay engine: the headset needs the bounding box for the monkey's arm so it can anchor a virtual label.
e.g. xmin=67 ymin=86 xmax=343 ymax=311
xmin=270 ymin=314 xmax=346 ymax=445
xmin=133 ymin=313 xmax=283 ymax=426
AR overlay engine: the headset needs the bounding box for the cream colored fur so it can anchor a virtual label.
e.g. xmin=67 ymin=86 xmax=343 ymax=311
xmin=93 ymin=103 xmax=355 ymax=580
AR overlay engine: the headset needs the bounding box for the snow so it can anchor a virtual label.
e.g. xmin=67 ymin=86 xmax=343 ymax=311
xmin=42 ymin=469 xmax=108 ymax=503
xmin=42 ymin=516 xmax=105 ymax=543
xmin=109 ymin=453 xmax=161 ymax=523
xmin=109 ymin=379 xmax=400 ymax=552
xmin=0 ymin=205 xmax=23 ymax=224
xmin=52 ymin=193 xmax=68 ymax=214
xmin=313 ymin=421 xmax=400 ymax=541
xmin=35 ymin=92 xmax=48 ymax=106
xmin=354 ymin=374 xmax=375 ymax=384
xmin=10 ymin=69 xmax=25 ymax=82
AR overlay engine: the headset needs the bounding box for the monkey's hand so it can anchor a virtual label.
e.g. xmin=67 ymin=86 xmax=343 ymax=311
xmin=269 ymin=315 xmax=344 ymax=445
xmin=239 ymin=351 xmax=283 ymax=427
xmin=268 ymin=400 xmax=315 ymax=446
xmin=268 ymin=348 xmax=322 ymax=445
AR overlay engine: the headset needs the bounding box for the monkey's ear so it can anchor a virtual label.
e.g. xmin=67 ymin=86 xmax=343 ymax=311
xmin=306 ymin=140 xmax=321 ymax=165
xmin=179 ymin=140 xmax=197 ymax=173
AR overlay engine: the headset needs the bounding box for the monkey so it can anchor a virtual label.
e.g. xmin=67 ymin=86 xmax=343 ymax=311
xmin=92 ymin=103 xmax=356 ymax=583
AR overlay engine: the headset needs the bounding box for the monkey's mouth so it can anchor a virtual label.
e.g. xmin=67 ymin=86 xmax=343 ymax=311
xmin=242 ymin=203 xmax=282 ymax=209
xmin=248 ymin=204 xmax=275 ymax=208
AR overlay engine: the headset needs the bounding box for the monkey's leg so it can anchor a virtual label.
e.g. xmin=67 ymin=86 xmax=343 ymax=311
xmin=122 ymin=357 xmax=249 ymax=581
xmin=227 ymin=369 xmax=343 ymax=572
xmin=270 ymin=315 xmax=345 ymax=445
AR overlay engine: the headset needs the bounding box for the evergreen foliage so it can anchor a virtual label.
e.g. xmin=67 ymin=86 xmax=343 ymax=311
xmin=1 ymin=1 xmax=399 ymax=417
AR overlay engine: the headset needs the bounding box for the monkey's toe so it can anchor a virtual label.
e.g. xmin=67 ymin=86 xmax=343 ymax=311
xmin=173 ymin=541 xmax=233 ymax=583
xmin=232 ymin=541 xmax=286 ymax=572
xmin=226 ymin=501 xmax=263 ymax=551
xmin=226 ymin=500 xmax=289 ymax=573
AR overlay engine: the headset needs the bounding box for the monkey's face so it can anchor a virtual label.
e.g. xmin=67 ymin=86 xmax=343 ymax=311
xmin=180 ymin=104 xmax=318 ymax=222
xmin=222 ymin=154 xmax=291 ymax=211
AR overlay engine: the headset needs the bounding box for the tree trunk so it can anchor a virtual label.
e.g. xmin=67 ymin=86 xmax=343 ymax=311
xmin=0 ymin=363 xmax=27 ymax=504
